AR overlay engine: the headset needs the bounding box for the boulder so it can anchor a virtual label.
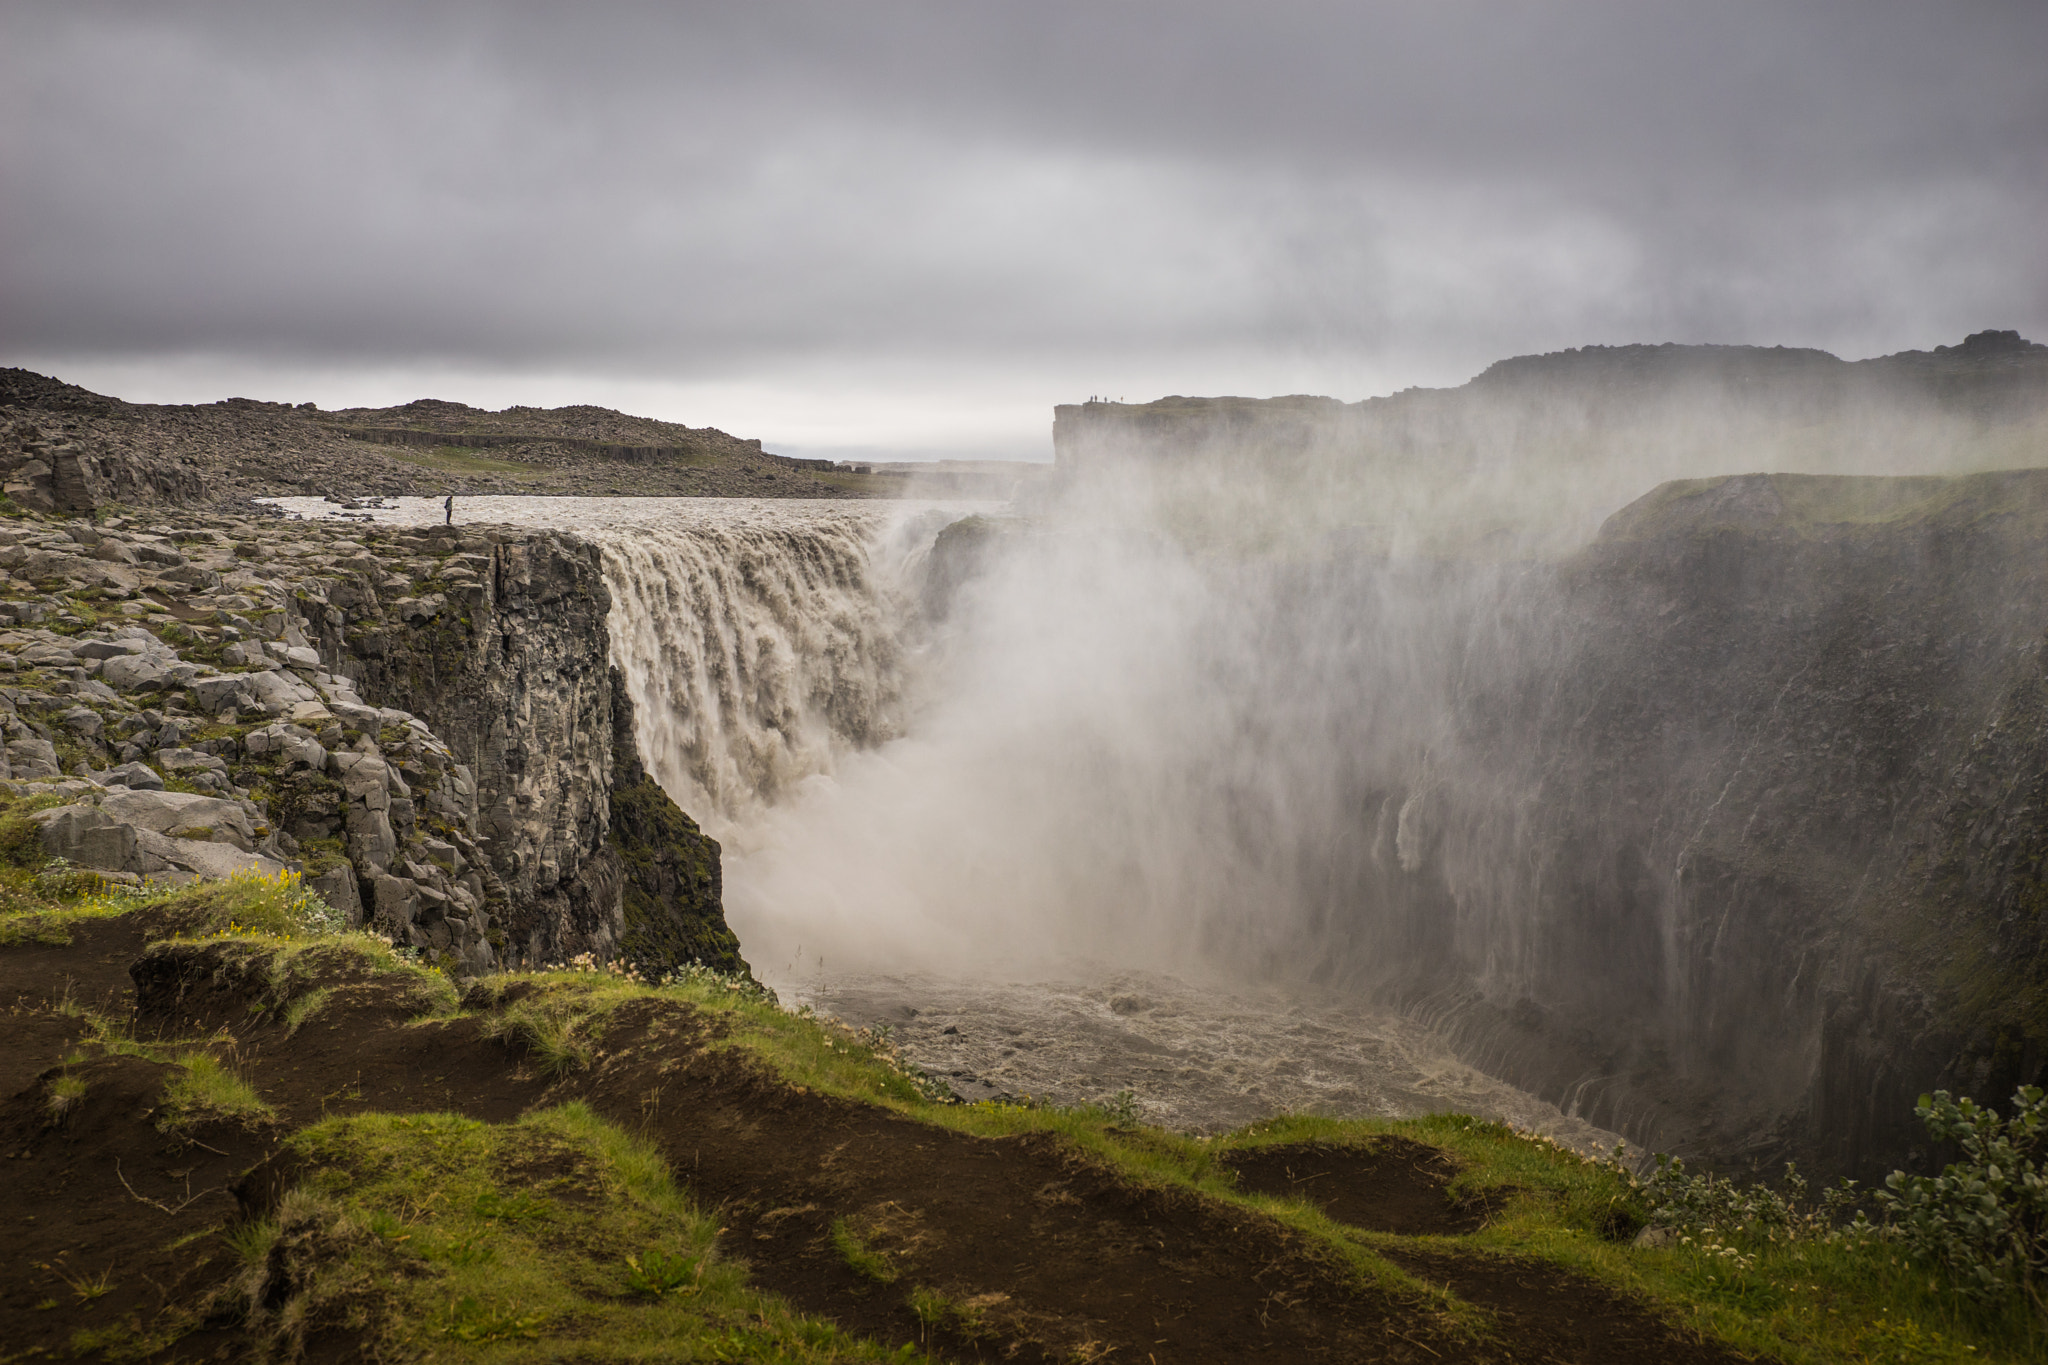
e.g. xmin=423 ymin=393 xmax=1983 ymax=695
xmin=98 ymin=654 xmax=170 ymax=692
xmin=99 ymin=788 xmax=260 ymax=849
xmin=244 ymin=722 xmax=326 ymax=770
xmin=73 ymin=639 xmax=147 ymax=660
xmin=371 ymin=872 xmax=420 ymax=932
xmin=153 ymin=564 xmax=221 ymax=592
xmin=5 ymin=735 xmax=60 ymax=780
xmin=328 ymin=699 xmax=383 ymax=731
xmin=310 ymin=861 xmax=363 ymax=927
xmin=133 ymin=826 xmax=286 ymax=880
xmin=103 ymin=761 xmax=164 ymax=791
xmin=36 ymin=805 xmax=140 ymax=874
xmin=241 ymin=668 xmax=318 ymax=713
xmin=330 ymin=752 xmax=391 ymax=810
xmin=190 ymin=674 xmax=254 ymax=713
xmin=156 ymin=746 xmax=229 ymax=776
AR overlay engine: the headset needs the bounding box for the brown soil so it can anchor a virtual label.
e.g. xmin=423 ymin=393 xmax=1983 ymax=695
xmin=1 ymin=918 xmax=1768 ymax=1362
xmin=1221 ymin=1137 xmax=1503 ymax=1236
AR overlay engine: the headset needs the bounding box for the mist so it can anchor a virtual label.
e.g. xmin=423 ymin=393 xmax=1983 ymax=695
xmin=703 ymin=350 xmax=2038 ymax=990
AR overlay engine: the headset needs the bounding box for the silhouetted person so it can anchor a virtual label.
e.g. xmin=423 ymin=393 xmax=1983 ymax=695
xmin=444 ymin=494 xmax=454 ymax=525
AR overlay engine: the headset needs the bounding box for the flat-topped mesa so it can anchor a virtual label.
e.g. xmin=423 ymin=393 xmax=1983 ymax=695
xmin=0 ymin=370 xmax=877 ymax=505
xmin=1052 ymin=331 xmax=2048 ymax=479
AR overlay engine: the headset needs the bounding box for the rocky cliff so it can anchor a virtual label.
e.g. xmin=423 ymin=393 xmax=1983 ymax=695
xmin=0 ymin=495 xmax=746 ymax=981
xmin=1374 ymin=470 xmax=2048 ymax=1177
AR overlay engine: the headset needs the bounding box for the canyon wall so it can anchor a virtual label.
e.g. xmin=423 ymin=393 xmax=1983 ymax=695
xmin=1295 ymin=471 xmax=2048 ymax=1176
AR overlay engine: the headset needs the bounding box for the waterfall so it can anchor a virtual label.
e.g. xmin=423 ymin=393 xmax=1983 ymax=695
xmin=589 ymin=502 xmax=963 ymax=834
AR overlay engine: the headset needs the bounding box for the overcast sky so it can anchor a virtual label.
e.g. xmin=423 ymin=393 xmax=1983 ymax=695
xmin=3 ymin=1 xmax=2043 ymax=460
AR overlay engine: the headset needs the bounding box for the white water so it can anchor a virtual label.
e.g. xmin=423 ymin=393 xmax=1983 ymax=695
xmin=265 ymin=493 xmax=1620 ymax=1150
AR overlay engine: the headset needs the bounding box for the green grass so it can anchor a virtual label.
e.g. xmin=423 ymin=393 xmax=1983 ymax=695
xmin=46 ymin=1072 xmax=88 ymax=1120
xmin=831 ymin=1218 xmax=901 ymax=1285
xmin=208 ymin=1103 xmax=939 ymax=1362
xmin=160 ymin=1052 xmax=276 ymax=1132
xmin=18 ymin=883 xmax=2047 ymax=1360
xmin=385 ymin=445 xmax=547 ymax=479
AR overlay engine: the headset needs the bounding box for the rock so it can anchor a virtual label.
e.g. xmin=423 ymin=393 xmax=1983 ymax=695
xmin=371 ymin=872 xmax=420 ymax=933
xmin=73 ymin=639 xmax=146 ymax=660
xmin=330 ymin=751 xmax=391 ymax=810
xmin=36 ymin=805 xmax=141 ymax=873
xmin=153 ymin=564 xmax=221 ymax=592
xmin=156 ymin=746 xmax=229 ymax=776
xmin=103 ymin=760 xmax=165 ymax=791
xmin=310 ymin=861 xmax=363 ymax=927
xmin=244 ymin=722 xmax=327 ymax=770
xmin=287 ymin=700 xmax=333 ymax=726
xmin=131 ymin=542 xmax=186 ymax=567
xmin=240 ymin=668 xmax=318 ymax=713
xmin=59 ymin=705 xmax=102 ymax=738
xmin=190 ymin=674 xmax=254 ymax=713
xmin=329 ymin=699 xmax=383 ymax=731
xmin=133 ymin=826 xmax=285 ymax=880
xmin=220 ymin=641 xmax=265 ymax=667
xmin=5 ymin=735 xmax=61 ymax=780
xmin=99 ymin=788 xmax=260 ymax=849
xmin=98 ymin=654 xmax=171 ymax=692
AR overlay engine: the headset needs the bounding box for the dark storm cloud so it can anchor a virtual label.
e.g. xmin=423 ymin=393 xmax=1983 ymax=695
xmin=2 ymin=0 xmax=2043 ymax=433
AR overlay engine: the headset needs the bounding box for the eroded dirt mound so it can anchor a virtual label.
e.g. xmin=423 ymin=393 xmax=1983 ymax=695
xmin=1 ymin=921 xmax=1765 ymax=1362
xmin=576 ymin=1028 xmax=1445 ymax=1363
xmin=0 ymin=1052 xmax=272 ymax=1359
xmin=1386 ymin=1246 xmax=1745 ymax=1365
xmin=1222 ymin=1137 xmax=1500 ymax=1235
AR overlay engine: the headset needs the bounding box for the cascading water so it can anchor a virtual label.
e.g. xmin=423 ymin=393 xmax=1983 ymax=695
xmin=589 ymin=501 xmax=950 ymax=833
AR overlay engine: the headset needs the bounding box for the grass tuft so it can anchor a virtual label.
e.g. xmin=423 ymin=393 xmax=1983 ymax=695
xmin=831 ymin=1218 xmax=900 ymax=1286
xmin=160 ymin=1052 xmax=276 ymax=1133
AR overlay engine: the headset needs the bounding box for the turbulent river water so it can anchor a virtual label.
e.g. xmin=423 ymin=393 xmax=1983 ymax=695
xmin=268 ymin=494 xmax=1622 ymax=1155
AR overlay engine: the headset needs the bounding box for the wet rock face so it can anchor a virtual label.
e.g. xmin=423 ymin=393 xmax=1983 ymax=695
xmin=1377 ymin=470 xmax=2048 ymax=1178
xmin=606 ymin=670 xmax=742 ymax=978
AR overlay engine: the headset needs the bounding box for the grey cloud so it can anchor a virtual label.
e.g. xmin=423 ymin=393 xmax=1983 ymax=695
xmin=2 ymin=0 xmax=2043 ymax=422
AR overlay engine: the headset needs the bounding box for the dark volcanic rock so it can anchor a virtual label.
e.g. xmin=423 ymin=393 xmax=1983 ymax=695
xmin=1400 ymin=470 xmax=2048 ymax=1178
xmin=608 ymin=669 xmax=744 ymax=978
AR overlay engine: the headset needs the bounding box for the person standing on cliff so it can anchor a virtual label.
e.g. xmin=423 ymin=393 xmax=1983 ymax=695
xmin=444 ymin=493 xmax=455 ymax=525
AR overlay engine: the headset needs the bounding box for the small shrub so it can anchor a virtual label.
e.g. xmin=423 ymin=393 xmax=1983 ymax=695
xmin=622 ymin=1247 xmax=700 ymax=1297
xmin=46 ymin=1073 xmax=87 ymax=1122
xmin=1640 ymin=1155 xmax=1864 ymax=1246
xmin=443 ymin=1295 xmax=545 ymax=1342
xmin=0 ymin=812 xmax=47 ymax=869
xmin=1875 ymin=1086 xmax=2048 ymax=1316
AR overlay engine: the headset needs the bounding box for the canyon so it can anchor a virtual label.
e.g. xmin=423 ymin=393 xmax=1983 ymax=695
xmin=2 ymin=335 xmax=2045 ymax=1185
